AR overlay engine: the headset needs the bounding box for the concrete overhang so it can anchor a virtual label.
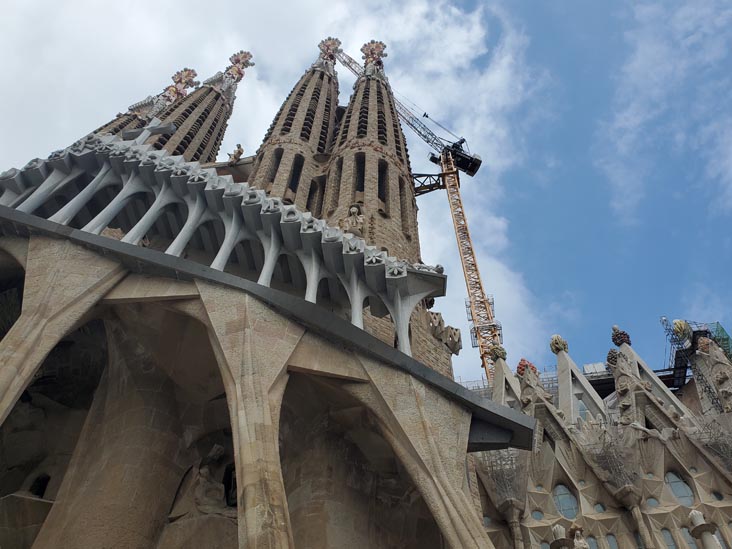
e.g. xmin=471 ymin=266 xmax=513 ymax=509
xmin=0 ymin=205 xmax=535 ymax=452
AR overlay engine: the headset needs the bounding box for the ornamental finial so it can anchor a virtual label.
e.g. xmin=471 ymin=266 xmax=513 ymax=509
xmin=318 ymin=37 xmax=342 ymax=60
xmin=161 ymin=68 xmax=199 ymax=103
xmin=224 ymin=50 xmax=255 ymax=84
xmin=360 ymin=40 xmax=387 ymax=68
xmin=549 ymin=334 xmax=568 ymax=354
xmin=611 ymin=325 xmax=631 ymax=346
xmin=487 ymin=344 xmax=507 ymax=362
xmin=516 ymin=357 xmax=537 ymax=377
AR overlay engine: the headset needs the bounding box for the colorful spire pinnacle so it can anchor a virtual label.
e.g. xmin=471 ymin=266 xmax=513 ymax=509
xmin=318 ymin=37 xmax=342 ymax=61
xmin=360 ymin=40 xmax=387 ymax=68
xmin=224 ymin=50 xmax=255 ymax=84
xmin=129 ymin=67 xmax=200 ymax=120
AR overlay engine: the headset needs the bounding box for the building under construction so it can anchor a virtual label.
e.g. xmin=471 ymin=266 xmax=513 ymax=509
xmin=0 ymin=37 xmax=731 ymax=549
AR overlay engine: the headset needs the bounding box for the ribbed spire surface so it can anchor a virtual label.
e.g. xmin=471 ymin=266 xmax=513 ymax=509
xmin=248 ymin=39 xmax=341 ymax=214
xmin=323 ymin=40 xmax=418 ymax=262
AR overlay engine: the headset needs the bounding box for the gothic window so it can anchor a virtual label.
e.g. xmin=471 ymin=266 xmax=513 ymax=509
xmin=552 ymin=484 xmax=578 ymax=519
xmin=375 ymin=83 xmax=387 ymax=145
xmin=713 ymin=491 xmax=724 ymax=501
xmin=282 ymin=79 xmax=308 ymax=134
xmin=634 ymin=531 xmax=645 ymax=548
xmin=353 ymin=152 xmax=365 ymax=203
xmin=661 ymin=529 xmax=677 ymax=549
xmin=318 ymin=89 xmax=332 ymax=153
xmin=594 ymin=503 xmax=605 ymax=513
xmin=681 ymin=527 xmax=698 ymax=548
xmin=606 ymin=534 xmax=619 ymax=549
xmin=531 ymin=509 xmax=544 ymax=520
xmin=268 ymin=148 xmax=284 ymax=184
xmin=288 ymin=155 xmax=305 ymax=193
xmin=587 ymin=536 xmax=598 ymax=549
xmin=540 ymin=543 xmax=550 ymax=549
xmin=398 ymin=177 xmax=411 ymax=237
xmin=646 ymin=497 xmax=659 ymax=507
xmin=377 ymin=160 xmax=388 ymax=215
xmin=357 ymin=81 xmax=370 ymax=138
xmin=665 ymin=471 xmax=694 ymax=506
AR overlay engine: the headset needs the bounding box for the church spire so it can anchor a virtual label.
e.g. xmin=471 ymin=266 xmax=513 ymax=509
xmin=322 ymin=40 xmax=418 ymax=262
xmin=143 ymin=50 xmax=254 ymax=163
xmin=247 ymin=39 xmax=340 ymax=213
xmin=94 ymin=68 xmax=199 ymax=137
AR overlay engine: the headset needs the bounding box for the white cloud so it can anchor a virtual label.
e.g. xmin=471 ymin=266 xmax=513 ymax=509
xmin=596 ymin=0 xmax=732 ymax=223
xmin=0 ymin=0 xmax=552 ymax=383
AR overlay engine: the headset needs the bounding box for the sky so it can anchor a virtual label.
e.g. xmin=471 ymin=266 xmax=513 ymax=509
xmin=2 ymin=0 xmax=732 ymax=383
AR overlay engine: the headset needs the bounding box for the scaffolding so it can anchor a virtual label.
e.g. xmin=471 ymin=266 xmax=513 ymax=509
xmin=583 ymin=423 xmax=639 ymax=488
xmin=660 ymin=317 xmax=723 ymax=413
xmin=474 ymin=448 xmax=529 ymax=503
xmin=696 ymin=414 xmax=732 ymax=471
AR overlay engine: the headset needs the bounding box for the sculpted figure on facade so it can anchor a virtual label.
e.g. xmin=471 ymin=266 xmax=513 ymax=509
xmin=517 ymin=357 xmax=552 ymax=411
xmin=339 ymin=203 xmax=365 ymax=237
xmin=606 ymin=349 xmax=637 ymax=424
xmin=228 ymin=143 xmax=244 ymax=165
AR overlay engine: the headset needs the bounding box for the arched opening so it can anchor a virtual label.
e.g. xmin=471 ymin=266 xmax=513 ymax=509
xmin=377 ymin=160 xmax=389 ymax=216
xmin=0 ymin=318 xmax=107 ymax=547
xmin=279 ymin=373 xmax=444 ymax=547
xmin=267 ymin=148 xmax=284 ymax=185
xmin=353 ymin=152 xmax=366 ymax=204
xmin=14 ymin=304 xmax=239 ymax=548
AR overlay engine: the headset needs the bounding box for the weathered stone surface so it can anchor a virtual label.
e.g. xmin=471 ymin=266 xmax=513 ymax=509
xmin=0 ymin=236 xmax=126 ymax=425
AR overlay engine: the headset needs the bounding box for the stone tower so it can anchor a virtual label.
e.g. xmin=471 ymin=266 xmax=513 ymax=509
xmin=248 ymin=37 xmax=341 ymax=213
xmin=144 ymin=51 xmax=254 ymax=163
xmin=97 ymin=52 xmax=254 ymax=164
xmin=323 ymin=40 xmax=418 ymax=263
xmin=94 ymin=67 xmax=200 ymax=137
xmin=0 ymin=38 xmax=538 ymax=549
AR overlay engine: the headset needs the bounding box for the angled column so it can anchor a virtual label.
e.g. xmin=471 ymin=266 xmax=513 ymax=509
xmin=197 ymin=281 xmax=304 ymax=549
xmin=0 ymin=237 xmax=126 ymax=425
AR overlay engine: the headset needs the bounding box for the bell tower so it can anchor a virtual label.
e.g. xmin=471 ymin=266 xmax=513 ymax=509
xmin=144 ymin=51 xmax=254 ymax=163
xmin=94 ymin=68 xmax=200 ymax=137
xmin=322 ymin=40 xmax=419 ymax=262
xmin=248 ymin=38 xmax=341 ymax=213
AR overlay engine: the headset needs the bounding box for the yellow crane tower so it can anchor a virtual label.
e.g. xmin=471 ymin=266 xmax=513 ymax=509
xmin=334 ymin=49 xmax=503 ymax=384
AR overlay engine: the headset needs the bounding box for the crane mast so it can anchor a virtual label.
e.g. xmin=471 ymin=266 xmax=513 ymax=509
xmin=334 ymin=48 xmax=501 ymax=383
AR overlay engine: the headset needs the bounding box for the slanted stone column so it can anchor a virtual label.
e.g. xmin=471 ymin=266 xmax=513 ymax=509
xmin=343 ymin=355 xmax=496 ymax=549
xmin=197 ymin=281 xmax=304 ymax=549
xmin=690 ymin=509 xmax=723 ymax=549
xmin=33 ymin=318 xmax=187 ymax=548
xmin=0 ymin=236 xmax=126 ymax=424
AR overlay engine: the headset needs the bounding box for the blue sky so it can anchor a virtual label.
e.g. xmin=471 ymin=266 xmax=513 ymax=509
xmin=1 ymin=0 xmax=731 ymax=382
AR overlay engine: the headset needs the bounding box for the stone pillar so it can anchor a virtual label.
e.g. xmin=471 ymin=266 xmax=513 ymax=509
xmin=690 ymin=509 xmax=723 ymax=549
xmin=197 ymin=281 xmax=305 ymax=548
xmin=0 ymin=237 xmax=126 ymax=425
xmin=344 ymin=358 xmax=496 ymax=549
xmin=33 ymin=318 xmax=186 ymax=548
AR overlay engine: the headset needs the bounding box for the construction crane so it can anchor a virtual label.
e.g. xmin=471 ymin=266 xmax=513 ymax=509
xmin=334 ymin=49 xmax=502 ymax=384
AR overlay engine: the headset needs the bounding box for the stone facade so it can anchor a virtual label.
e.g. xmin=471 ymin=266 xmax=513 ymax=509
xmin=4 ymin=35 xmax=732 ymax=549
